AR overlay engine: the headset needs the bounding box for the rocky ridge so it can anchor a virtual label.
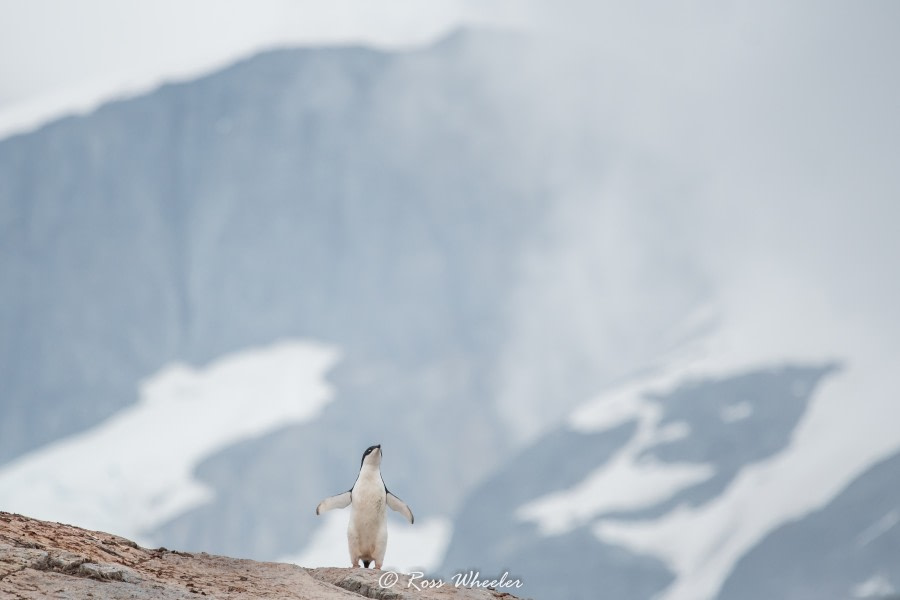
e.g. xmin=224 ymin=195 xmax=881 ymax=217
xmin=0 ymin=512 xmax=524 ymax=600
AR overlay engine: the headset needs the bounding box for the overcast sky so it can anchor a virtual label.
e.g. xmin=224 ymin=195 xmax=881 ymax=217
xmin=0 ymin=0 xmax=528 ymax=138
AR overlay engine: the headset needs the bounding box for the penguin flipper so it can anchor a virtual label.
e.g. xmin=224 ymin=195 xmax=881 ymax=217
xmin=316 ymin=491 xmax=352 ymax=515
xmin=386 ymin=491 xmax=414 ymax=524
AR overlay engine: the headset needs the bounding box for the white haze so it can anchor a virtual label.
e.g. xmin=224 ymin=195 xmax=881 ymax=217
xmin=493 ymin=0 xmax=900 ymax=439
xmin=2 ymin=0 xmax=896 ymax=490
xmin=488 ymin=3 xmax=900 ymax=595
xmin=0 ymin=0 xmax=531 ymax=139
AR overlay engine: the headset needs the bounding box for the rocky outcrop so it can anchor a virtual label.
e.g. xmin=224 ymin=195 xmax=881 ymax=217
xmin=0 ymin=512 xmax=524 ymax=599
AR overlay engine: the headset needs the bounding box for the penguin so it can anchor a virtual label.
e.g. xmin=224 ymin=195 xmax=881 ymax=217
xmin=315 ymin=444 xmax=414 ymax=569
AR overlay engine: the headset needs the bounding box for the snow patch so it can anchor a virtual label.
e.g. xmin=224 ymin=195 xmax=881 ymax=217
xmin=519 ymin=380 xmax=712 ymax=535
xmin=656 ymin=421 xmax=692 ymax=443
xmin=569 ymin=371 xmax=672 ymax=433
xmin=284 ymin=511 xmax=451 ymax=573
xmin=720 ymin=401 xmax=752 ymax=423
xmin=525 ymin=266 xmax=900 ymax=600
xmin=0 ymin=340 xmax=340 ymax=544
xmin=518 ymin=457 xmax=712 ymax=536
xmin=592 ymin=352 xmax=900 ymax=600
xmin=853 ymin=574 xmax=896 ymax=598
xmin=855 ymin=509 xmax=900 ymax=548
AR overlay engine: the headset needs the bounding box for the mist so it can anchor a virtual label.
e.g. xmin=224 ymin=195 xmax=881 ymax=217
xmin=484 ymin=0 xmax=900 ymax=437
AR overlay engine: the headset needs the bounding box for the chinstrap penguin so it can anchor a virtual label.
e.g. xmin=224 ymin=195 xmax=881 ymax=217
xmin=315 ymin=444 xmax=414 ymax=569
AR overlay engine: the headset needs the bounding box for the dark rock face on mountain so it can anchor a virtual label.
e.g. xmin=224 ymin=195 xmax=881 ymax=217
xmin=0 ymin=31 xmax=556 ymax=558
xmin=440 ymin=365 xmax=840 ymax=600
xmin=629 ymin=365 xmax=839 ymax=517
xmin=718 ymin=449 xmax=900 ymax=600
xmin=0 ymin=27 xmax=710 ymax=567
xmin=0 ymin=512 xmax=524 ymax=600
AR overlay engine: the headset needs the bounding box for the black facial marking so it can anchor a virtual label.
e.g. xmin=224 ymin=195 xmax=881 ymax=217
xmin=360 ymin=444 xmax=381 ymax=468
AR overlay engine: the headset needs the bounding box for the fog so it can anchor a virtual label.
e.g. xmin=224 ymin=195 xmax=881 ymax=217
xmin=0 ymin=0 xmax=526 ymax=137
xmin=489 ymin=1 xmax=900 ymax=437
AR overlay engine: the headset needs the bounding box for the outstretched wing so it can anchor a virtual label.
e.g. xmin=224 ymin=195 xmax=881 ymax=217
xmin=386 ymin=491 xmax=414 ymax=524
xmin=316 ymin=491 xmax=352 ymax=515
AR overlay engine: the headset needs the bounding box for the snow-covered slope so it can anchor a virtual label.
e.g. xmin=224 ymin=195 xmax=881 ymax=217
xmin=718 ymin=449 xmax=900 ymax=600
xmin=442 ymin=289 xmax=900 ymax=600
xmin=0 ymin=341 xmax=339 ymax=545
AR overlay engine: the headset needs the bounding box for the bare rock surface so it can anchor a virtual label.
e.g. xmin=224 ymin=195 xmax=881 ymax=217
xmin=0 ymin=512 xmax=524 ymax=599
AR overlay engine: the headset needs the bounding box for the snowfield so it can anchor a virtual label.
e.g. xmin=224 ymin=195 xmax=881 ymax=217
xmin=591 ymin=352 xmax=900 ymax=600
xmin=516 ymin=271 xmax=900 ymax=600
xmin=0 ymin=340 xmax=340 ymax=545
xmin=517 ymin=378 xmax=714 ymax=535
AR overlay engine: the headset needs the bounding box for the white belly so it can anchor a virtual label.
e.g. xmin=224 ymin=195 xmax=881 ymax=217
xmin=348 ymin=471 xmax=387 ymax=564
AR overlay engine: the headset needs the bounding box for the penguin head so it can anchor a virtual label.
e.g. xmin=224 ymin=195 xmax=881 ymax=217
xmin=360 ymin=444 xmax=382 ymax=469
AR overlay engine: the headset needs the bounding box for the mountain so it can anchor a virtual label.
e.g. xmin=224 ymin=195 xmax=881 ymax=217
xmin=2 ymin=16 xmax=900 ymax=600
xmin=0 ymin=30 xmax=570 ymax=561
xmin=440 ymin=363 xmax=832 ymax=598
xmin=718 ymin=450 xmax=900 ymax=600
xmin=440 ymin=355 xmax=900 ymax=600
xmin=1 ymin=27 xmax=711 ymax=567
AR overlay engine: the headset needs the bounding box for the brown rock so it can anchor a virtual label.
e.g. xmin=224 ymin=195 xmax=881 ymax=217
xmin=0 ymin=512 xmax=528 ymax=599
